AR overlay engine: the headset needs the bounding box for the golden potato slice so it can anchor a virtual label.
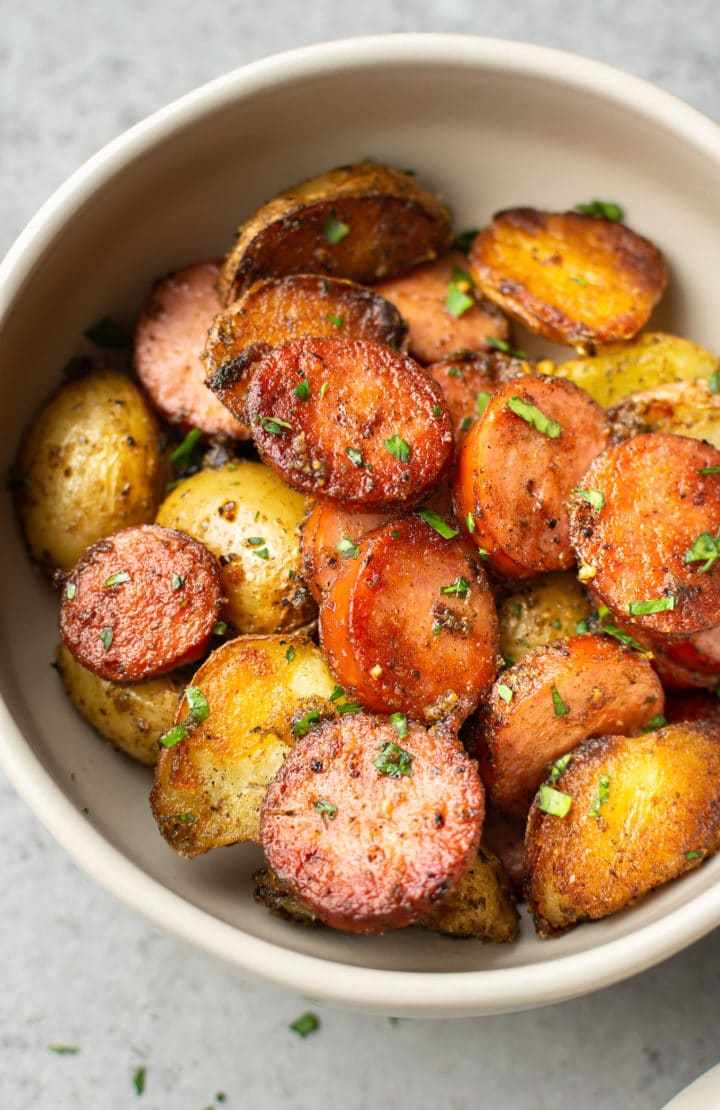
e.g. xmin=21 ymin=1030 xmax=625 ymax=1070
xmin=609 ymin=377 xmax=720 ymax=448
xmin=537 ymin=332 xmax=719 ymax=409
xmin=155 ymin=461 xmax=315 ymax=634
xmin=218 ymin=162 xmax=451 ymax=305
xmin=15 ymin=368 xmax=166 ymax=573
xmin=150 ymin=635 xmax=338 ymax=853
xmin=253 ymin=845 xmax=519 ymax=942
xmin=525 ymin=722 xmax=720 ymax=937
xmin=55 ymin=644 xmax=184 ymax=766
xmin=497 ymin=571 xmax=593 ymax=666
xmin=469 ymin=209 xmax=667 ymax=351
xmin=203 ymin=274 xmax=408 ymax=418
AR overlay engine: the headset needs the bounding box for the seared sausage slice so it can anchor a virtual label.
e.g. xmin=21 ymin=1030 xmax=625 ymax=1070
xmin=134 ymin=262 xmax=248 ymax=439
xmin=525 ymin=723 xmax=720 ymax=937
xmin=59 ymin=524 xmax=222 ymax=681
xmin=471 ymin=635 xmax=664 ymax=818
xmin=218 ymin=161 xmax=452 ymax=304
xmin=428 ymin=349 xmax=528 ymax=454
xmin=260 ymin=712 xmax=484 ymax=932
xmin=375 ymin=251 xmax=509 ymax=364
xmin=300 ymin=502 xmax=389 ymax=603
xmin=203 ymin=274 xmax=408 ymax=417
xmin=469 ymin=208 xmax=667 ymax=351
xmin=569 ymin=433 xmax=720 ymax=636
xmin=246 ymin=338 xmax=454 ymax=509
xmin=453 ymin=375 xmax=610 ymax=577
xmin=319 ymin=516 xmax=499 ymax=727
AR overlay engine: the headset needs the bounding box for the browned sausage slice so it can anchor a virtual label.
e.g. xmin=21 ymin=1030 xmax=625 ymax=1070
xmin=203 ymin=274 xmax=408 ymax=419
xmin=428 ymin=349 xmax=528 ymax=453
xmin=453 ymin=375 xmax=610 ymax=576
xmin=469 ymin=208 xmax=667 ymax=350
xmin=471 ymin=635 xmax=664 ymax=817
xmin=319 ymin=516 xmax=499 ymax=727
xmin=245 ymin=338 xmax=454 ymax=509
xmin=134 ymin=261 xmax=248 ymax=439
xmin=260 ymin=712 xmax=484 ymax=932
xmin=300 ymin=502 xmax=389 ymax=602
xmin=59 ymin=524 xmax=222 ymax=681
xmin=375 ymin=252 xmax=509 ymax=363
xmin=569 ymin=433 xmax=720 ymax=635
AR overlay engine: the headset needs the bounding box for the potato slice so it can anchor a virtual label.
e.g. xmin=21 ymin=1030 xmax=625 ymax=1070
xmin=537 ymin=332 xmax=719 ymax=409
xmin=150 ymin=635 xmax=338 ymax=853
xmin=203 ymin=274 xmax=408 ymax=417
xmin=55 ymin=644 xmax=184 ymax=766
xmin=525 ymin=722 xmax=720 ymax=937
xmin=609 ymin=377 xmax=720 ymax=448
xmin=15 ymin=368 xmax=166 ymax=573
xmin=155 ymin=461 xmax=315 ymax=635
xmin=253 ymin=845 xmax=519 ymax=942
xmin=469 ymin=209 xmax=667 ymax=351
xmin=497 ymin=571 xmax=593 ymax=666
xmin=218 ymin=162 xmax=451 ymax=304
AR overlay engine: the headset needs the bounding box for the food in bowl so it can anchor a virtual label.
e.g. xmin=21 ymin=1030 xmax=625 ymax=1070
xmin=12 ymin=156 xmax=720 ymax=945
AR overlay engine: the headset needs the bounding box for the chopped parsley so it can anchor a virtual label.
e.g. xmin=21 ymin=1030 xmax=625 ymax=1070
xmin=384 ymin=435 xmax=411 ymax=463
xmin=99 ymin=627 xmax=114 ymax=652
xmin=390 ymin=712 xmax=408 ymax=740
xmin=313 ymin=797 xmax=338 ymax=825
xmin=601 ymin=623 xmax=648 ymax=653
xmin=549 ymin=752 xmax=573 ymax=783
xmin=133 ymin=1066 xmax=146 ymax=1095
xmin=709 ymin=368 xmax=720 ymax=394
xmin=176 ymin=812 xmax=197 ymax=823
xmin=169 ymin=427 xmax=202 ymax=471
xmin=337 ymin=536 xmax=360 ymax=558
xmin=570 ymin=275 xmax=588 ymax=286
xmin=327 ymin=314 xmax=344 ymax=328
xmin=452 ymin=227 xmax=479 ymax=253
xmin=465 ymin=512 xmax=475 ymax=534
xmin=551 ymin=685 xmax=569 ymax=718
xmin=247 ymin=536 xmax=265 ymax=545
xmin=476 ymin=391 xmax=491 ymax=415
xmin=262 ymin=416 xmax=293 ymax=435
xmin=171 ymin=573 xmax=186 ymax=590
xmin=49 ymin=1045 xmax=80 ymax=1055
xmin=105 ymin=570 xmax=130 ymax=588
xmin=587 ymin=774 xmax=611 ymax=819
xmin=445 ymin=266 xmax=475 ymax=318
xmin=497 ymin=684 xmax=513 ymax=704
xmin=329 ymin=684 xmax=345 ymax=701
xmin=685 ymin=849 xmax=703 ymax=861
xmin=432 ymin=404 xmax=444 ymax=418
xmin=628 ymin=596 xmax=677 ymax=616
xmin=159 ymin=685 xmax=209 ymax=747
xmin=643 ymin=714 xmax=667 ymax=732
xmin=415 ymin=508 xmax=458 ymax=539
xmin=84 ymin=316 xmax=131 ymax=349
xmin=447 ymin=366 xmax=464 ymax=379
xmin=373 ymin=740 xmax=413 ymax=778
xmin=254 ymin=547 xmax=270 ymax=559
xmin=292 ymin=710 xmax=321 ymax=737
xmin=323 ymin=216 xmax=350 ymax=244
xmin=575 ymin=199 xmax=624 ymax=221
xmin=336 ymin=701 xmax=362 ymax=714
xmin=506 ymin=396 xmax=561 ymax=439
xmin=699 ymin=465 xmax=720 ymax=475
xmin=572 ymin=488 xmax=605 ymax=512
xmin=346 ymin=446 xmax=364 ymax=468
xmin=538 ymin=784 xmax=572 ymax=818
xmin=459 ymin=416 xmax=473 ymax=432
xmin=285 ymin=645 xmax=296 ymax=662
xmin=319 ymin=382 xmax=329 ymax=399
xmin=290 ymin=1012 xmax=320 ymax=1037
xmin=212 ymin=621 xmax=228 ymax=636
xmin=575 ymin=618 xmax=589 ymax=635
xmin=487 ymin=337 xmax=527 ymax=359
xmin=66 ymin=582 xmax=77 ymax=600
xmin=685 ymin=529 xmax=720 ymax=573
xmin=294 ymin=379 xmax=310 ymax=401
xmin=440 ymin=576 xmax=470 ymax=598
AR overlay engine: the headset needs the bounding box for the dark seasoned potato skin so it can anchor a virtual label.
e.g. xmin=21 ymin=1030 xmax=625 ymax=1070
xmin=218 ymin=162 xmax=452 ymax=304
xmin=525 ymin=722 xmax=720 ymax=937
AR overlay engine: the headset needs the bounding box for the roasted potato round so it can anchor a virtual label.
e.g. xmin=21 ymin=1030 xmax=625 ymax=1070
xmin=15 ymin=367 xmax=166 ymax=573
xmin=56 ymin=644 xmax=184 ymax=766
xmin=497 ymin=571 xmax=593 ymax=666
xmin=155 ymin=461 xmax=315 ymax=634
xmin=150 ymin=635 xmax=338 ymax=852
xmin=609 ymin=377 xmax=720 ymax=448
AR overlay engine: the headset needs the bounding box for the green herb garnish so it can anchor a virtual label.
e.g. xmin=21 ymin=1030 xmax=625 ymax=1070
xmin=294 ymin=379 xmax=310 ymax=401
xmin=497 ymin=684 xmax=513 ymax=704
xmin=212 ymin=621 xmax=228 ymax=636
xmin=169 ymin=427 xmax=202 ymax=471
xmin=262 ymin=416 xmax=293 ymax=435
xmin=601 ymin=623 xmax=647 ymax=653
xmin=327 ymin=314 xmax=344 ymax=328
xmin=337 ymin=536 xmax=360 ymax=558
xmin=549 ymin=752 xmax=573 ymax=783
xmin=84 ymin=316 xmax=131 ymax=349
xmin=432 ymin=404 xmax=444 ymax=418
xmin=447 ymin=366 xmax=464 ymax=379
xmin=66 ymin=582 xmax=77 ymax=600
xmin=290 ymin=1012 xmax=320 ymax=1037
xmin=551 ymin=685 xmax=569 ymax=718
xmin=685 ymin=529 xmax=720 ymax=573
xmin=709 ymin=368 xmax=720 ymax=394
xmin=99 ymin=627 xmax=113 ymax=652
xmin=176 ymin=812 xmax=197 ymax=823
xmin=685 ymin=849 xmax=703 ymax=861
xmin=415 ymin=508 xmax=458 ymax=539
xmin=575 ymin=618 xmax=589 ymax=635
xmin=575 ymin=199 xmax=624 ymax=221
xmin=329 ymin=684 xmax=345 ymax=701
xmin=440 ymin=576 xmax=470 ymax=598
xmin=159 ymin=686 xmax=209 ymax=748
xmin=487 ymin=337 xmax=527 ymax=359
xmin=465 ymin=513 xmax=475 ymax=534
xmin=384 ymin=434 xmax=411 ymax=463
xmin=247 ymin=536 xmax=265 ymax=545
xmin=445 ymin=266 xmax=475 ymax=318
xmin=292 ymin=710 xmax=321 ymax=737
xmin=346 ymin=446 xmax=364 ymax=468
xmin=49 ymin=1045 xmax=80 ymax=1055
xmin=285 ymin=645 xmax=296 ymax=662
xmin=453 ymin=228 xmax=479 ymax=253
xmin=373 ymin=740 xmax=413 ymax=778
xmin=336 ymin=701 xmax=362 ymax=714
xmin=476 ymin=391 xmax=491 ymax=415
xmin=390 ymin=712 xmax=408 ymax=740
xmin=628 ymin=596 xmax=677 ymax=616
xmin=105 ymin=570 xmax=130 ymax=588
xmin=538 ymin=784 xmax=572 ymax=818
xmin=643 ymin=714 xmax=667 ymax=732
xmin=587 ymin=774 xmax=611 ymax=818
xmin=573 ymin=488 xmax=605 ymax=512
xmin=171 ymin=573 xmax=185 ymax=590
xmin=323 ymin=216 xmax=349 ymax=244
xmin=459 ymin=416 xmax=473 ymax=432
xmin=699 ymin=465 xmax=720 ymax=475
xmin=133 ymin=1066 xmax=146 ymax=1096
xmin=506 ymin=396 xmax=561 ymax=439
xmin=313 ymin=797 xmax=338 ymax=825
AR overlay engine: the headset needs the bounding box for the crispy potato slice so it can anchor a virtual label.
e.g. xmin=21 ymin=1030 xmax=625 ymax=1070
xmin=609 ymin=377 xmax=720 ymax=448
xmin=56 ymin=644 xmax=185 ymax=766
xmin=253 ymin=846 xmax=519 ymax=942
xmin=155 ymin=461 xmax=316 ymax=635
xmin=218 ymin=162 xmax=451 ymax=304
xmin=469 ymin=209 xmax=667 ymax=351
xmin=150 ymin=635 xmax=338 ymax=853
xmin=537 ymin=332 xmax=719 ymax=409
xmin=203 ymin=274 xmax=408 ymax=415
xmin=525 ymin=722 xmax=720 ymax=937
xmin=497 ymin=571 xmax=593 ymax=666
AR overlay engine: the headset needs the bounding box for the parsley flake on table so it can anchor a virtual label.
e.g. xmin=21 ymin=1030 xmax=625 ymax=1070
xmin=133 ymin=1066 xmax=146 ymax=1095
xmin=289 ymin=1012 xmax=320 ymax=1037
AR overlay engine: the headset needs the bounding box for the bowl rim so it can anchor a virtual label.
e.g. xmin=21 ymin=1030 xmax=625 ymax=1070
xmin=2 ymin=32 xmax=720 ymax=1016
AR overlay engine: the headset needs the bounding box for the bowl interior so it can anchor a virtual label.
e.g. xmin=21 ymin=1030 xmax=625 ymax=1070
xmin=2 ymin=38 xmax=720 ymax=1010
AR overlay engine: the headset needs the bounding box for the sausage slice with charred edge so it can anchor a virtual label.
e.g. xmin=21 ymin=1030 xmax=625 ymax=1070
xmin=375 ymin=251 xmax=509 ymax=364
xmin=59 ymin=524 xmax=223 ymax=682
xmin=218 ymin=161 xmax=452 ymax=305
xmin=301 ymin=502 xmax=389 ymax=603
xmin=453 ymin=375 xmax=610 ymax=577
xmin=319 ymin=515 xmax=499 ymax=727
xmin=260 ymin=712 xmax=484 ymax=933
xmin=134 ymin=261 xmax=248 ymax=439
xmin=470 ymin=635 xmax=664 ymax=818
xmin=203 ymin=274 xmax=408 ymax=417
xmin=525 ymin=722 xmax=720 ymax=937
xmin=245 ymin=337 xmax=454 ymax=510
xmin=469 ymin=208 xmax=667 ymax=351
xmin=569 ymin=433 xmax=720 ymax=636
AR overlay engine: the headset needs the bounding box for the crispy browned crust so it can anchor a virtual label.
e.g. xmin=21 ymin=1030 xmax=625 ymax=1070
xmin=525 ymin=722 xmax=720 ymax=937
xmin=204 ymin=274 xmax=408 ymax=419
xmin=469 ymin=208 xmax=667 ymax=351
xmin=427 ymin=349 xmax=529 ymax=452
xmin=609 ymin=377 xmax=720 ymax=448
xmin=218 ymin=162 xmax=452 ymax=305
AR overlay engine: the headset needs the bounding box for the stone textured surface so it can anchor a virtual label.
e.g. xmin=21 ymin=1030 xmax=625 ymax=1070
xmin=3 ymin=2 xmax=720 ymax=1107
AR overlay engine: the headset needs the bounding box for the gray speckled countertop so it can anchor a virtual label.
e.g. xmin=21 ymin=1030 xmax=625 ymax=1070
xmin=3 ymin=3 xmax=720 ymax=1107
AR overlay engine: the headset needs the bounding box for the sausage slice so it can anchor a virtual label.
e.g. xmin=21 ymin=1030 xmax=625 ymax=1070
xmin=134 ymin=261 xmax=248 ymax=439
xmin=59 ymin=524 xmax=222 ymax=681
xmin=428 ymin=349 xmax=528 ymax=454
xmin=300 ymin=502 xmax=389 ymax=603
xmin=246 ymin=337 xmax=454 ymax=509
xmin=260 ymin=712 xmax=484 ymax=932
xmin=319 ymin=516 xmax=499 ymax=727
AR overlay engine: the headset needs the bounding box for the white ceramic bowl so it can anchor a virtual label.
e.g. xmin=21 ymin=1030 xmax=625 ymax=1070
xmin=2 ymin=34 xmax=720 ymax=1018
